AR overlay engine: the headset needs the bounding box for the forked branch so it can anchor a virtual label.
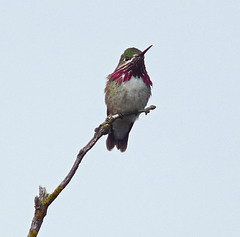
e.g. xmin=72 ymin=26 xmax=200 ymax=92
xmin=27 ymin=105 xmax=156 ymax=237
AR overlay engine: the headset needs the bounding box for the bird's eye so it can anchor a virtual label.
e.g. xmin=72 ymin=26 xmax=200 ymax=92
xmin=125 ymin=57 xmax=131 ymax=61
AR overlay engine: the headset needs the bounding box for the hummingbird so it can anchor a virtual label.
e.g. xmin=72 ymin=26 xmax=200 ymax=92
xmin=105 ymin=45 xmax=153 ymax=152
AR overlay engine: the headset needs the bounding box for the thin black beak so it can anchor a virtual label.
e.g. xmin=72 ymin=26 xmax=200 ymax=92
xmin=139 ymin=45 xmax=153 ymax=57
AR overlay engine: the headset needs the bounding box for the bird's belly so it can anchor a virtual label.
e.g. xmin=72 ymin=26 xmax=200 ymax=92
xmin=112 ymin=77 xmax=151 ymax=114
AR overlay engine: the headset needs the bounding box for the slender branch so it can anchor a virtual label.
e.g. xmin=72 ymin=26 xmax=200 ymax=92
xmin=27 ymin=105 xmax=156 ymax=237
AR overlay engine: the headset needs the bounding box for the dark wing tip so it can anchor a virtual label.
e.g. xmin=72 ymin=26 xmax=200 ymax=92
xmin=106 ymin=133 xmax=115 ymax=151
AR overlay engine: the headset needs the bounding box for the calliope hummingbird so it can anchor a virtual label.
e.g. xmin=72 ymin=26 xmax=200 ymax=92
xmin=105 ymin=45 xmax=153 ymax=152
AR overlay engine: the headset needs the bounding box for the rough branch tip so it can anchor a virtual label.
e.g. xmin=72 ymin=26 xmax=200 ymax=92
xmin=28 ymin=104 xmax=156 ymax=237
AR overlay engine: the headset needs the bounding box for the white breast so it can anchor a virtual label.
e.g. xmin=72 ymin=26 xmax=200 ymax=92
xmin=116 ymin=76 xmax=151 ymax=113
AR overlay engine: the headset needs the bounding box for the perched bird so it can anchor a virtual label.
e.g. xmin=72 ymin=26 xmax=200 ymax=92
xmin=105 ymin=45 xmax=153 ymax=152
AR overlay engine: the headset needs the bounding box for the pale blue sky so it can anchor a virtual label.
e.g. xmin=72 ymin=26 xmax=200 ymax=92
xmin=1 ymin=1 xmax=240 ymax=236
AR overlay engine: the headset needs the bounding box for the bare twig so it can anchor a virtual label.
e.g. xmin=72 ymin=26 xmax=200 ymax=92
xmin=27 ymin=105 xmax=156 ymax=237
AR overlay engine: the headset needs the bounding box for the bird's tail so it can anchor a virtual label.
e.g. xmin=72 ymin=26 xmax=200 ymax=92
xmin=106 ymin=124 xmax=133 ymax=152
